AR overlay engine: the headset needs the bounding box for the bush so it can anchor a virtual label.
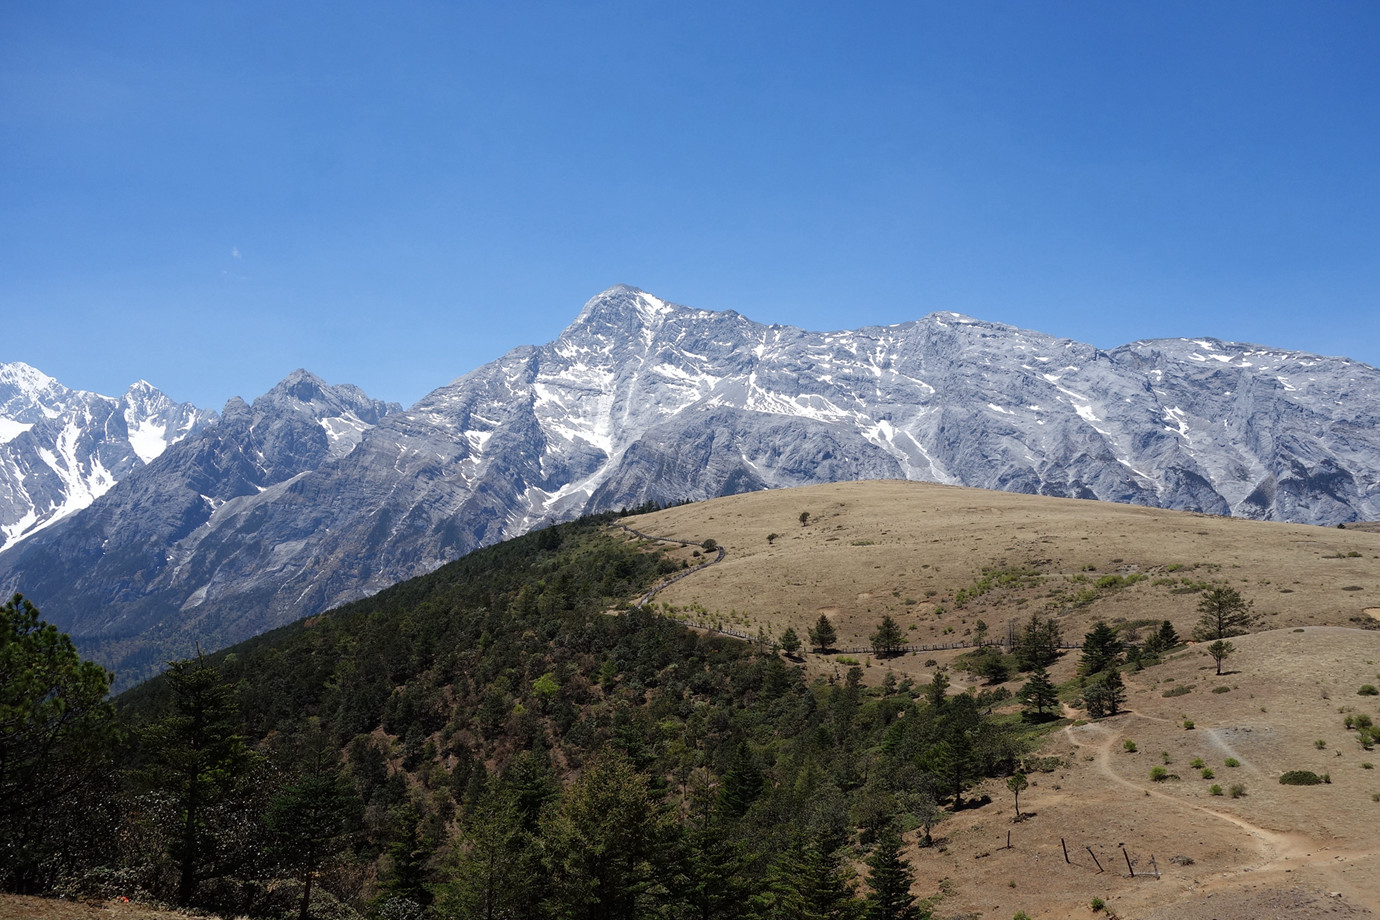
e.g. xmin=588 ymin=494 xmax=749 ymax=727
xmin=1190 ymin=757 xmax=1205 ymax=768
xmin=1090 ymin=896 xmax=1106 ymax=911
xmin=1229 ymin=784 xmax=1246 ymax=798
xmin=1123 ymin=739 xmax=1137 ymax=753
xmin=1225 ymin=757 xmax=1240 ymax=768
xmin=1150 ymin=766 xmax=1169 ymax=782
xmin=1279 ymin=770 xmax=1325 ymax=785
xmin=1359 ymin=685 xmax=1379 ymax=696
xmin=1209 ymin=784 xmax=1223 ymax=796
xmin=1201 ymin=768 xmax=1215 ymax=779
xmin=1163 ymin=684 xmax=1192 ymax=698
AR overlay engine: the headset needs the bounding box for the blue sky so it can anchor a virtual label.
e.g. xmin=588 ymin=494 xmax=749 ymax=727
xmin=3 ymin=1 xmax=1376 ymax=410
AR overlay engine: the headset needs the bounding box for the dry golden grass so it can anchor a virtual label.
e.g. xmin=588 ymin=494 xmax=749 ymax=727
xmin=618 ymin=480 xmax=1380 ymax=918
xmin=621 ymin=480 xmax=1380 ymax=683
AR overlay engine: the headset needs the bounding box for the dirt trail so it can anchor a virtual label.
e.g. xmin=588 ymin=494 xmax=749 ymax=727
xmin=1063 ymin=715 xmax=1371 ymax=900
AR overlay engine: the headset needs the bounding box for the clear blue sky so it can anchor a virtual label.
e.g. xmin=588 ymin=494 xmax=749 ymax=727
xmin=3 ymin=1 xmax=1376 ymax=410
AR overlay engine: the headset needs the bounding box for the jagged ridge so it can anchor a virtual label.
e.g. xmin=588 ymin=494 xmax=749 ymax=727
xmin=2 ymin=287 xmax=1376 ymax=683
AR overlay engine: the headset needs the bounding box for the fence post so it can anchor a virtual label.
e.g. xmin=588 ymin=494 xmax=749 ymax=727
xmin=1086 ymin=846 xmax=1103 ymax=873
xmin=1122 ymin=847 xmax=1135 ymax=878
xmin=1061 ymin=838 xmax=1070 ymax=864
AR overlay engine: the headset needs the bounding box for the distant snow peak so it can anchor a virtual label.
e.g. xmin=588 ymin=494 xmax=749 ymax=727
xmin=0 ymin=365 xmax=218 ymax=552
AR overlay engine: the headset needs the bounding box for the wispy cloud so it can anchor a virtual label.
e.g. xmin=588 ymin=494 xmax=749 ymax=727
xmin=231 ymin=247 xmax=242 ymax=260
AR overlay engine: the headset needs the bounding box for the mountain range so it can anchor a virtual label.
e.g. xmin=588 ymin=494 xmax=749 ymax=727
xmin=2 ymin=284 xmax=1377 ymax=682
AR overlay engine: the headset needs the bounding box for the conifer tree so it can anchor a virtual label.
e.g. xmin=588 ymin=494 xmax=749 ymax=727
xmin=1082 ymin=668 xmax=1126 ymax=719
xmin=1207 ymin=638 xmax=1235 ymax=676
xmin=870 ymin=615 xmax=905 ymax=658
xmin=1193 ymin=586 xmax=1256 ymax=641
xmin=1012 ymin=613 xmax=1062 ymax=670
xmin=0 ymin=594 xmax=120 ymax=893
xmin=434 ymin=787 xmax=536 ymax=920
xmin=265 ymin=730 xmax=362 ymax=920
xmin=1157 ymin=619 xmax=1180 ymax=648
xmin=781 ymin=627 xmax=803 ymax=658
xmin=864 ymin=825 xmax=924 ymax=920
xmin=810 ymin=614 xmax=838 ymax=653
xmin=541 ymin=750 xmax=668 ymax=920
xmin=138 ymin=652 xmax=260 ymax=906
xmin=1017 ymin=665 xmax=1059 ymax=722
xmin=1079 ymin=620 xmax=1123 ymax=675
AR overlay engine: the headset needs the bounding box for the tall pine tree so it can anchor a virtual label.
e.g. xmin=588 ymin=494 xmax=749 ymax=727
xmin=864 ymin=825 xmax=925 ymax=920
xmin=138 ymin=653 xmax=260 ymax=906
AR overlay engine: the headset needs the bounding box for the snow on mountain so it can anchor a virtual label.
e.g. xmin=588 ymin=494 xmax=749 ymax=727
xmin=0 ymin=363 xmax=218 ymax=550
xmin=2 ymin=286 xmax=1378 ymax=685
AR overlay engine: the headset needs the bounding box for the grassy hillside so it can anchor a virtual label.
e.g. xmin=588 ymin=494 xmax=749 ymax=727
xmin=632 ymin=480 xmax=1380 ymax=678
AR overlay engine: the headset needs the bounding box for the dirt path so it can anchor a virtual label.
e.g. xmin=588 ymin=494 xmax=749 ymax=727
xmin=1063 ymin=714 xmax=1371 ymax=900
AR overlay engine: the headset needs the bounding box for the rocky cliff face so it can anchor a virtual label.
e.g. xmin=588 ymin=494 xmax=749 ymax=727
xmin=3 ymin=286 xmax=1376 ymax=683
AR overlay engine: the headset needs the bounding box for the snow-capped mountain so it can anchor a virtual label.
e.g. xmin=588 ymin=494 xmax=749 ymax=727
xmin=2 ymin=286 xmax=1377 ymax=684
xmin=0 ymin=362 xmax=218 ymax=551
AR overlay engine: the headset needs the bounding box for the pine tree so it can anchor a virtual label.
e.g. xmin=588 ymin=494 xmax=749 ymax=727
xmin=265 ymin=753 xmax=363 ymax=920
xmin=541 ymin=750 xmax=668 ymax=920
xmin=0 ymin=594 xmax=120 ymax=893
xmin=138 ymin=653 xmax=260 ymax=906
xmin=1082 ymin=668 xmax=1126 ymax=719
xmin=1079 ymin=620 xmax=1123 ymax=675
xmin=1157 ymin=619 xmax=1180 ymax=648
xmin=1193 ymin=586 xmax=1256 ymax=641
xmin=1017 ymin=665 xmax=1059 ymax=722
xmin=781 ymin=627 xmax=803 ymax=658
xmin=864 ymin=825 xmax=924 ymax=920
xmin=434 ymin=787 xmax=537 ymax=920
xmin=1006 ymin=773 xmax=1028 ymax=818
xmin=870 ymin=615 xmax=905 ymax=658
xmin=810 ymin=614 xmax=838 ymax=653
xmin=1012 ymin=613 xmax=1062 ymax=671
xmin=1207 ymin=639 xmax=1235 ymax=676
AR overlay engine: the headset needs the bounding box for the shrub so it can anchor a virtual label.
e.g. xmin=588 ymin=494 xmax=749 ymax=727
xmin=1190 ymin=757 xmax=1205 ymax=769
xmin=1183 ymin=719 xmax=1195 ymax=730
xmin=1315 ymin=740 xmax=1327 ymax=750
xmin=1225 ymin=757 xmax=1240 ymax=768
xmin=1123 ymin=739 xmax=1138 ymax=753
xmin=1163 ymin=684 xmax=1192 ymax=698
xmin=1201 ymin=768 xmax=1215 ymax=779
xmin=1150 ymin=766 xmax=1169 ymax=782
xmin=1212 ymin=685 xmax=1231 ymax=694
xmin=1209 ymin=784 xmax=1223 ymax=796
xmin=1359 ymin=685 xmax=1379 ymax=696
xmin=1090 ymin=896 xmax=1106 ymax=912
xmin=1279 ymin=770 xmax=1324 ymax=785
xmin=1229 ymin=784 xmax=1246 ymax=798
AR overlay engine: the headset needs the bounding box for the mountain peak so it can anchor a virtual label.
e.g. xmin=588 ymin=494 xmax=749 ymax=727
xmin=573 ymin=285 xmax=679 ymax=327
